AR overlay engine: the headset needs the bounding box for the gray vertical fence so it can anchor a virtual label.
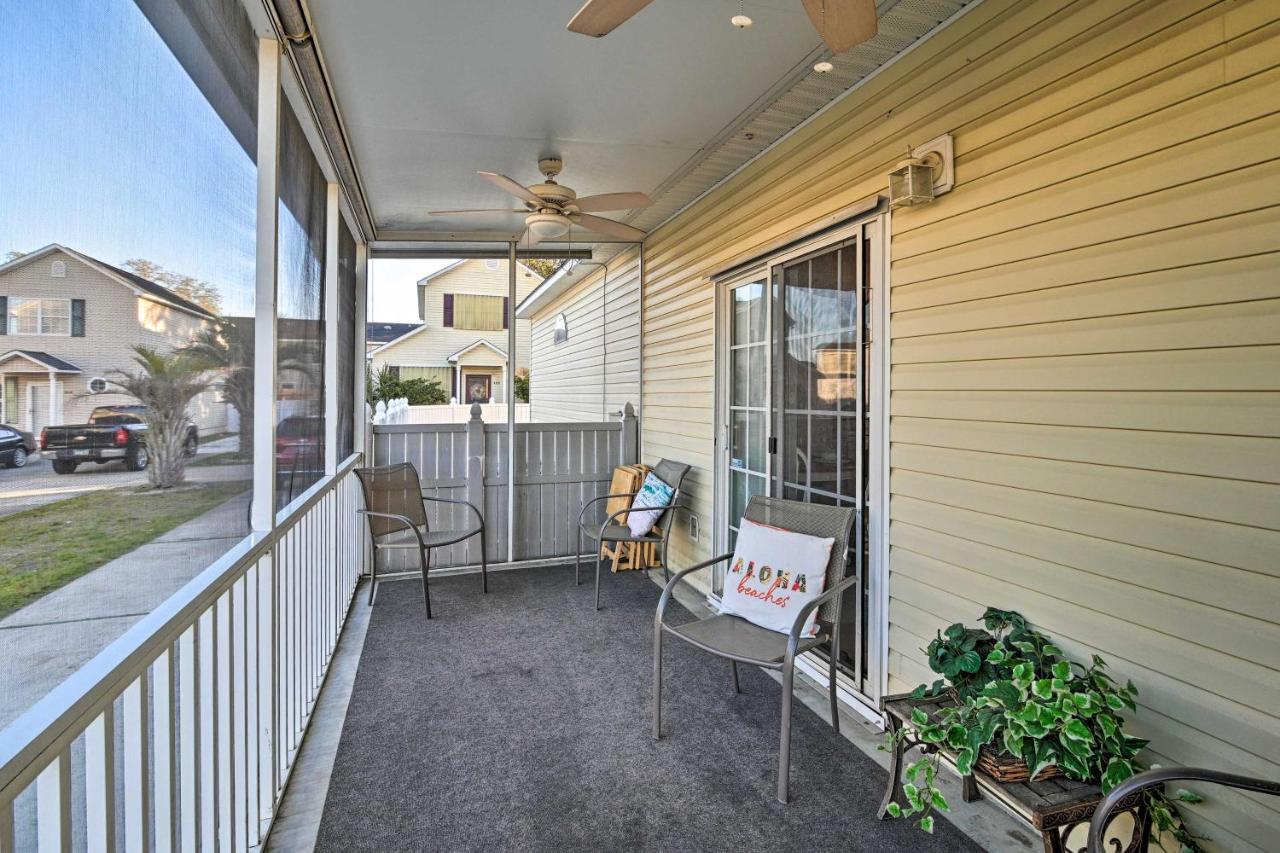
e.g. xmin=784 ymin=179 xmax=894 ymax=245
xmin=371 ymin=403 xmax=638 ymax=569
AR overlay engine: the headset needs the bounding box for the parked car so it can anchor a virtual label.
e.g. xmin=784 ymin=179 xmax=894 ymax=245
xmin=39 ymin=405 xmax=198 ymax=475
xmin=276 ymin=414 xmax=324 ymax=476
xmin=0 ymin=425 xmax=36 ymax=469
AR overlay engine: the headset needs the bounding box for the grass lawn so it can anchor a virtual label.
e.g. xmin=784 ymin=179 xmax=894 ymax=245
xmin=188 ymin=451 xmax=245 ymax=468
xmin=0 ymin=480 xmax=250 ymax=618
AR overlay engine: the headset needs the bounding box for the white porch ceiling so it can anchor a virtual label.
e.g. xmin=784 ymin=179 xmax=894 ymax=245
xmin=303 ymin=0 xmax=968 ymax=249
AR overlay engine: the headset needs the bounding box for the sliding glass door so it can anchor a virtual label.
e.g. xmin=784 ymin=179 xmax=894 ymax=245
xmin=717 ymin=217 xmax=883 ymax=705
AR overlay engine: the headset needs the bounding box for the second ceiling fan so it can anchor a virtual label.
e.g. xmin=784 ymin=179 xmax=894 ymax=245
xmin=429 ymin=157 xmax=651 ymax=243
xmin=567 ymin=0 xmax=878 ymax=54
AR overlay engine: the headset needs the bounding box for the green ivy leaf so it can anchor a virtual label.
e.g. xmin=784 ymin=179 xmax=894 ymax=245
xmin=886 ymin=802 xmax=902 ymax=818
xmin=1051 ymin=660 xmax=1072 ymax=680
xmin=955 ymin=747 xmax=975 ymax=776
xmin=1056 ymin=748 xmax=1089 ymax=779
xmin=931 ymin=790 xmax=949 ymax=811
xmin=945 ymin=623 xmax=966 ymax=640
xmin=1002 ymin=728 xmax=1024 ymax=759
xmin=1175 ymin=788 xmax=1204 ymax=805
xmin=1101 ymin=757 xmax=1134 ymax=793
xmin=1097 ymin=714 xmax=1118 ymax=740
xmin=1062 ymin=718 xmax=1093 ymax=743
xmin=958 ymin=650 xmax=982 ymax=674
xmin=982 ymin=681 xmax=1021 ymax=709
xmin=1106 ymin=693 xmax=1126 ymax=711
xmin=919 ymin=815 xmax=935 ymax=834
xmin=911 ymin=708 xmax=928 ymax=726
xmin=1031 ymin=679 xmax=1053 ymax=700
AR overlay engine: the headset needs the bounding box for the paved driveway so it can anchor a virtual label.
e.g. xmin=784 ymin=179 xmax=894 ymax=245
xmin=0 ymin=435 xmax=243 ymax=517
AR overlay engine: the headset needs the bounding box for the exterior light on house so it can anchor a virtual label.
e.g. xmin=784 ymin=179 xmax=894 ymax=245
xmin=888 ymin=134 xmax=955 ymax=209
xmin=888 ymin=157 xmax=935 ymax=208
xmin=813 ymin=60 xmax=834 ymax=73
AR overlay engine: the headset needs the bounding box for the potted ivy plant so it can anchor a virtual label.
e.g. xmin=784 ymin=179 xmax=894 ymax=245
xmin=883 ymin=608 xmax=1206 ymax=851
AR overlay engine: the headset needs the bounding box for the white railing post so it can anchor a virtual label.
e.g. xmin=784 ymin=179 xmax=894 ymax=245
xmin=324 ymin=183 xmax=340 ymax=475
xmin=35 ymin=748 xmax=70 ymax=853
xmin=251 ymin=34 xmax=280 ymax=533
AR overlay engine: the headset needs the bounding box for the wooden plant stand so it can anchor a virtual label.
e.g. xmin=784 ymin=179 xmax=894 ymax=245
xmin=879 ymin=693 xmax=1151 ymax=853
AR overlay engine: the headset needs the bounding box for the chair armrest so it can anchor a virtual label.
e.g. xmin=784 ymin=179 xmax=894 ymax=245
xmin=785 ymin=574 xmax=859 ymax=659
xmin=356 ymin=509 xmax=426 ymax=548
xmin=655 ymin=552 xmax=733 ymax=628
xmin=420 ymin=493 xmax=484 ymax=528
xmin=577 ymin=492 xmax=640 ymax=527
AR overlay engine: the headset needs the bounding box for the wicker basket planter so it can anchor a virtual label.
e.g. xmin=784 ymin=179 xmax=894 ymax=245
xmin=976 ymin=747 xmax=1061 ymax=783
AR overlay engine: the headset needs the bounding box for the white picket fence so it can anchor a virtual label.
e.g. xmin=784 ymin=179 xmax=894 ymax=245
xmin=403 ymin=403 xmax=531 ymax=424
xmin=369 ymin=397 xmax=409 ymax=425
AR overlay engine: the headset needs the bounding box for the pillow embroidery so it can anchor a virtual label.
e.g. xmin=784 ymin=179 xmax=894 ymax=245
xmin=720 ymin=519 xmax=834 ymax=637
xmin=626 ymin=472 xmax=674 ymax=537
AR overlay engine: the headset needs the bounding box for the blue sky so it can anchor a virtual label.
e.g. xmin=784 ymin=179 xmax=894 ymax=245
xmin=1 ymin=0 xmax=258 ymax=316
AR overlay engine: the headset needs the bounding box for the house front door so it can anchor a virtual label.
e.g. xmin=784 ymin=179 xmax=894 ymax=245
xmin=464 ymin=374 xmax=491 ymax=404
xmin=28 ymin=383 xmax=49 ymax=434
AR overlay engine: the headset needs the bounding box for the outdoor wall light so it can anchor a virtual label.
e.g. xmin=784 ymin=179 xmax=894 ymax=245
xmin=888 ymin=134 xmax=954 ymax=209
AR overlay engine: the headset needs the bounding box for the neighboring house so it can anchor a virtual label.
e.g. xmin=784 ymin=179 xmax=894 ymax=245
xmin=516 ymin=250 xmax=641 ymax=423
xmin=0 ymin=244 xmax=227 ymax=436
xmin=365 ymin=322 xmax=419 ymax=355
xmin=368 ymin=258 xmax=540 ymax=404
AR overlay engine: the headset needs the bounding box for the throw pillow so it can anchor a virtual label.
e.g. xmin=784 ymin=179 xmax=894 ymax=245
xmin=721 ymin=518 xmax=834 ymax=637
xmin=626 ymin=472 xmax=675 ymax=537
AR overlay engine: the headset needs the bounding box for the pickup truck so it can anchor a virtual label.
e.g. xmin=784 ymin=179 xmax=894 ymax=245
xmin=40 ymin=405 xmax=198 ymax=475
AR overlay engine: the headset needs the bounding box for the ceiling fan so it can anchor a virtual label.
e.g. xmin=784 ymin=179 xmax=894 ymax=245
xmin=568 ymin=0 xmax=877 ymax=54
xmin=428 ymin=157 xmax=651 ymax=242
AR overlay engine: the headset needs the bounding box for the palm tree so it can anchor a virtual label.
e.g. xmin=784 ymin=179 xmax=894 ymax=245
xmin=110 ymin=346 xmax=211 ymax=489
xmin=184 ymin=318 xmax=254 ymax=458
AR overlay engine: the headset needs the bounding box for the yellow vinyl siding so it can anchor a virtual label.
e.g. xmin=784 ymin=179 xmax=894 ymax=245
xmin=528 ymin=248 xmax=641 ymax=422
xmin=639 ymin=0 xmax=1280 ymax=848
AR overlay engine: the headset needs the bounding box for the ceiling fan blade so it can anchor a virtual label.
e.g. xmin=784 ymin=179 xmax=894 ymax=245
xmin=569 ymin=213 xmax=646 ymax=241
xmin=478 ymin=171 xmax=543 ymax=205
xmin=428 ymin=209 xmax=528 ymax=216
xmin=800 ymin=0 xmax=877 ymax=53
xmin=573 ymin=192 xmax=653 ymax=213
xmin=567 ymin=0 xmax=656 ymax=37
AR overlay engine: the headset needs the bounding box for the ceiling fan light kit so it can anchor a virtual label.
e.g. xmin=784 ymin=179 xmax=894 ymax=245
xmin=526 ymin=212 xmax=572 ymax=240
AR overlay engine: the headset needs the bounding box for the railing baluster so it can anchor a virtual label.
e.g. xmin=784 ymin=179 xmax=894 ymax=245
xmin=198 ymin=608 xmax=217 ymax=853
xmin=245 ymin=562 xmax=260 ymax=844
xmin=153 ymin=647 xmax=177 ymax=853
xmin=179 ymin=626 xmax=199 ymax=853
xmin=123 ymin=672 xmax=151 ymax=853
xmin=35 ymin=748 xmax=71 ymax=853
xmin=85 ymin=707 xmax=116 ymax=853
xmin=258 ymin=548 xmax=276 ymax=831
xmin=231 ymin=577 xmax=247 ymax=852
xmin=217 ymin=592 xmax=234 ymax=853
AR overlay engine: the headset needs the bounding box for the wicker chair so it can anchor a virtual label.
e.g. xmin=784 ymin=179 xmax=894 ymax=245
xmin=653 ymin=495 xmax=856 ymax=803
xmin=574 ymin=459 xmax=691 ymax=610
xmin=355 ymin=462 xmax=487 ymax=619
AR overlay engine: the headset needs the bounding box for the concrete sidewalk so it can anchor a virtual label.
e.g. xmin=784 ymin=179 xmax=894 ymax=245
xmin=0 ymin=488 xmax=251 ymax=731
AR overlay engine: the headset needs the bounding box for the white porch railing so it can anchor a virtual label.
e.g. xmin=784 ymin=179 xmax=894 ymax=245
xmin=0 ymin=453 xmax=367 ymax=851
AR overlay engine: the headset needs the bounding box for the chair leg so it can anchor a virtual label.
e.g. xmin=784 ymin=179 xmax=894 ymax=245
xmin=574 ymin=526 xmax=582 ymax=586
xmin=777 ymin=660 xmax=795 ymax=804
xmin=594 ymin=543 xmax=604 ymax=610
xmin=479 ymin=527 xmax=488 ymax=594
xmin=368 ymin=547 xmax=378 ymax=605
xmin=652 ymin=624 xmax=663 ymax=740
xmin=731 ymin=660 xmax=742 ymax=694
xmin=420 ymin=546 xmax=432 ymax=620
xmin=661 ymin=537 xmax=670 ymax=583
xmin=829 ymin=632 xmax=841 ymax=736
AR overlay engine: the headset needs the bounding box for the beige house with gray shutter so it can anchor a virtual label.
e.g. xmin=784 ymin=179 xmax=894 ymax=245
xmin=368 ymin=258 xmax=539 ymax=404
xmin=0 ymin=244 xmax=228 ymax=436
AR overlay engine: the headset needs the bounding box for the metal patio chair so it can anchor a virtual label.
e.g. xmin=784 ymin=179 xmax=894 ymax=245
xmin=355 ymin=462 xmax=487 ymax=619
xmin=652 ymin=495 xmax=856 ymax=803
xmin=574 ymin=459 xmax=691 ymax=610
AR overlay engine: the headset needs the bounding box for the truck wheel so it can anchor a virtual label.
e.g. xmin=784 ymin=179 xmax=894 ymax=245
xmin=8 ymin=447 xmax=28 ymax=468
xmin=184 ymin=435 xmax=199 ymax=457
xmin=52 ymin=459 xmax=78 ymax=475
xmin=125 ymin=446 xmax=149 ymax=472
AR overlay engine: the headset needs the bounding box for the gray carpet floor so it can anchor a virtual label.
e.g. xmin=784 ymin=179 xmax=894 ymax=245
xmin=314 ymin=565 xmax=985 ymax=852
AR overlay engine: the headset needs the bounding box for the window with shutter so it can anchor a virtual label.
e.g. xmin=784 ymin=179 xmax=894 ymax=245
xmin=452 ymin=294 xmax=504 ymax=331
xmin=443 ymin=293 xmax=453 ymax=327
xmin=71 ymin=299 xmax=86 ymax=336
xmin=503 ymin=297 xmax=509 ymax=329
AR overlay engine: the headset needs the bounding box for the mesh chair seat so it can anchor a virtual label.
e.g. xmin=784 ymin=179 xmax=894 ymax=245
xmin=375 ymin=526 xmax=481 ymax=550
xmin=584 ymin=522 xmax=663 ymax=543
xmin=669 ymin=614 xmax=823 ymax=664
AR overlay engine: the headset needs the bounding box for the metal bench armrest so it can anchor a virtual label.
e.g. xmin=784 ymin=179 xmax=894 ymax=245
xmin=655 ymin=552 xmax=733 ymax=628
